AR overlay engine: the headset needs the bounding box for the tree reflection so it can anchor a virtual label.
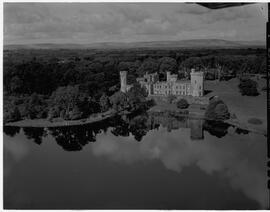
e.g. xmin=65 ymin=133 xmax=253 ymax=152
xmin=48 ymin=122 xmax=108 ymax=151
xmin=129 ymin=113 xmax=149 ymax=141
xmin=203 ymin=120 xmax=230 ymax=138
xmin=3 ymin=126 xmax=20 ymax=137
xmin=235 ymin=127 xmax=249 ymax=135
xmin=5 ymin=111 xmax=237 ymax=152
xmin=23 ymin=127 xmax=47 ymax=145
xmin=110 ymin=116 xmax=130 ymax=137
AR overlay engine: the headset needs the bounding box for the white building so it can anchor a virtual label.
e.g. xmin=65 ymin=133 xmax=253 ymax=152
xmin=120 ymin=69 xmax=204 ymax=97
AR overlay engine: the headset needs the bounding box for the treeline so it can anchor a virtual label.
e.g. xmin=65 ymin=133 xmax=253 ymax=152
xmin=4 ymin=82 xmax=151 ymax=123
xmin=4 ymin=49 xmax=266 ymax=96
xmin=3 ymin=48 xmax=266 ymax=123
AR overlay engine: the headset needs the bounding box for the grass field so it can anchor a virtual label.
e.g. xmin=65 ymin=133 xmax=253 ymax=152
xmin=204 ymin=78 xmax=267 ymax=134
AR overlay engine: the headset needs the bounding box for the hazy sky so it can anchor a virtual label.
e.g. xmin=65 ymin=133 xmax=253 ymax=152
xmin=4 ymin=3 xmax=267 ymax=45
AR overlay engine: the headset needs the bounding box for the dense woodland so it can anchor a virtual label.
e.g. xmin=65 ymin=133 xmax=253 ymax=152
xmin=3 ymin=47 xmax=266 ymax=123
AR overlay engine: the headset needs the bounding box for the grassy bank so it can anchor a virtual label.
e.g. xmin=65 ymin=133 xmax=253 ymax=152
xmin=204 ymin=78 xmax=267 ymax=135
xmin=4 ymin=109 xmax=125 ymax=128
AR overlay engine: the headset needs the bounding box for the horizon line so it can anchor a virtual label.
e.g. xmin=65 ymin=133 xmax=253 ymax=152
xmin=4 ymin=38 xmax=266 ymax=46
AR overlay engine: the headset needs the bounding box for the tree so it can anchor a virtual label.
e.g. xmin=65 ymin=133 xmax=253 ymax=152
xmin=238 ymin=78 xmax=259 ymax=96
xmin=179 ymin=57 xmax=204 ymax=70
xmin=4 ymin=106 xmax=22 ymax=123
xmin=110 ymin=91 xmax=129 ymax=112
xmin=214 ymin=103 xmax=230 ymax=120
xmin=49 ymin=85 xmax=91 ymax=120
xmin=24 ymin=93 xmax=48 ymax=119
xmin=205 ymin=98 xmax=230 ymax=121
xmin=69 ymin=105 xmax=83 ymax=120
xmin=118 ymin=61 xmax=141 ymax=84
xmin=176 ymin=99 xmax=189 ymax=109
xmin=167 ymin=94 xmax=176 ymax=104
xmin=126 ymin=83 xmax=148 ymax=110
xmin=47 ymin=107 xmax=60 ymax=121
xmin=11 ymin=107 xmax=21 ymax=121
xmin=10 ymin=76 xmax=23 ymax=93
xmin=159 ymin=57 xmax=177 ymax=74
xmin=99 ymin=94 xmax=111 ymax=112
xmin=137 ymin=58 xmax=159 ymax=76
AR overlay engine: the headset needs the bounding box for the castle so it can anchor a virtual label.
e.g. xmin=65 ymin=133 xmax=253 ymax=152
xmin=120 ymin=69 xmax=204 ymax=97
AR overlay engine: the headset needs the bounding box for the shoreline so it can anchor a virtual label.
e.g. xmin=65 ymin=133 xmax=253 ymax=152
xmin=4 ymin=109 xmax=126 ymax=128
xmin=4 ymin=108 xmax=267 ymax=137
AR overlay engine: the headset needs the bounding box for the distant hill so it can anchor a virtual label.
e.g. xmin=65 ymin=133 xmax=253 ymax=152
xmin=4 ymin=39 xmax=265 ymax=50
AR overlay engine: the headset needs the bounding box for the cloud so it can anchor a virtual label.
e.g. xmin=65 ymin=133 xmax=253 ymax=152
xmin=3 ymin=3 xmax=266 ymax=44
xmin=117 ymin=5 xmax=151 ymax=23
xmin=92 ymin=128 xmax=268 ymax=208
xmin=203 ymin=7 xmax=256 ymax=24
xmin=4 ymin=3 xmax=53 ymax=24
xmin=4 ymin=132 xmax=30 ymax=178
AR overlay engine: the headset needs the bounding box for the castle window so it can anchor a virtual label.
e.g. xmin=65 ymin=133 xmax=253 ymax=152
xmin=199 ymin=85 xmax=201 ymax=89
xmin=195 ymin=80 xmax=197 ymax=84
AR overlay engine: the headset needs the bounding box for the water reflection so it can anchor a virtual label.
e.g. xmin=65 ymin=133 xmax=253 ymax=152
xmin=3 ymin=126 xmax=20 ymax=137
xmin=203 ymin=120 xmax=230 ymax=138
xmin=23 ymin=127 xmax=47 ymax=145
xmin=3 ymin=112 xmax=267 ymax=209
xmin=92 ymin=127 xmax=268 ymax=208
xmin=4 ymin=112 xmax=245 ymax=152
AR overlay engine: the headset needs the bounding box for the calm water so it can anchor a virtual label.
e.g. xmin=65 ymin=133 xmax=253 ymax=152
xmin=3 ymin=112 xmax=269 ymax=209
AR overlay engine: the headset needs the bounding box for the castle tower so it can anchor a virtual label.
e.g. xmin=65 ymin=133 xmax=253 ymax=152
xmin=166 ymin=71 xmax=171 ymax=82
xmin=190 ymin=69 xmax=204 ymax=97
xmin=120 ymin=71 xmax=127 ymax=93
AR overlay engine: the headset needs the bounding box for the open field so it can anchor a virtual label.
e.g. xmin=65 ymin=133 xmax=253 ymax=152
xmin=204 ymin=78 xmax=267 ymax=134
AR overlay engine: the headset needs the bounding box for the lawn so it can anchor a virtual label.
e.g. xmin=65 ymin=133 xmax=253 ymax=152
xmin=204 ymin=78 xmax=267 ymax=133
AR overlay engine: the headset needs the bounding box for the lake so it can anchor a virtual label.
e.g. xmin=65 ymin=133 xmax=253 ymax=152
xmin=3 ymin=112 xmax=269 ymax=209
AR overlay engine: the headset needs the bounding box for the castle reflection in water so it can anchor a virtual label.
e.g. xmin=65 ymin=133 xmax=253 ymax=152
xmin=146 ymin=112 xmax=204 ymax=140
xmin=4 ymin=111 xmax=235 ymax=152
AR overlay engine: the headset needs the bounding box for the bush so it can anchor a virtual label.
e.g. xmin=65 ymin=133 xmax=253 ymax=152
xmin=4 ymin=106 xmax=22 ymax=123
xmin=238 ymin=78 xmax=259 ymax=96
xmin=99 ymin=94 xmax=111 ymax=112
xmin=176 ymin=99 xmax=189 ymax=109
xmin=47 ymin=107 xmax=60 ymax=122
xmin=167 ymin=95 xmax=176 ymax=104
xmin=205 ymin=98 xmax=230 ymax=121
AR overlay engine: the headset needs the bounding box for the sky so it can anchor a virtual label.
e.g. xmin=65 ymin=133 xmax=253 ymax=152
xmin=4 ymin=3 xmax=267 ymax=45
